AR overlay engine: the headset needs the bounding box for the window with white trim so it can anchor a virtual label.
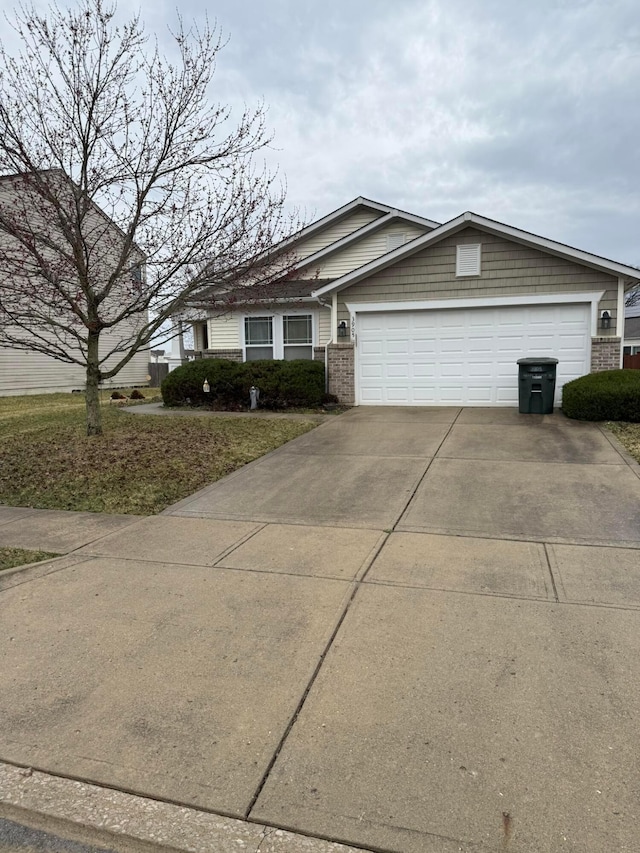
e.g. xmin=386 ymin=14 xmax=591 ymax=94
xmin=456 ymin=243 xmax=481 ymax=276
xmin=243 ymin=313 xmax=314 ymax=361
xmin=244 ymin=316 xmax=273 ymax=360
xmin=283 ymin=314 xmax=313 ymax=360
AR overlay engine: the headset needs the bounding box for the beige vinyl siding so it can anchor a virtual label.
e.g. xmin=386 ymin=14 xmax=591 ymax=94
xmin=0 ymin=316 xmax=149 ymax=396
xmin=208 ymin=315 xmax=240 ymax=348
xmin=338 ymin=228 xmax=618 ymax=327
xmin=193 ymin=323 xmax=205 ymax=352
xmin=295 ymin=209 xmax=383 ymax=260
xmin=300 ymin=223 xmax=429 ymax=280
xmin=317 ymin=307 xmax=332 ymax=345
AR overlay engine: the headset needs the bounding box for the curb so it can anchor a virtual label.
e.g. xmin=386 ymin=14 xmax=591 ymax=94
xmin=0 ymin=762 xmax=373 ymax=853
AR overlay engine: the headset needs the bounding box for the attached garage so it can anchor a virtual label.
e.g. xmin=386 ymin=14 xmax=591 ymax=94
xmin=354 ymin=300 xmax=593 ymax=407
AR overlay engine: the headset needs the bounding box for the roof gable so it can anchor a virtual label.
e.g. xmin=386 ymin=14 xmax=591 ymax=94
xmin=312 ymin=211 xmax=640 ymax=297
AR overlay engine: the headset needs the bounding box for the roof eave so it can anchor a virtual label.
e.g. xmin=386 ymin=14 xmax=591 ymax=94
xmin=311 ymin=212 xmax=640 ymax=298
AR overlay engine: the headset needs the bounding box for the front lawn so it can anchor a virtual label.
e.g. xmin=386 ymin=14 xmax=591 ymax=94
xmin=0 ymin=391 xmax=317 ymax=515
xmin=606 ymin=422 xmax=640 ymax=464
xmin=0 ymin=547 xmax=60 ymax=572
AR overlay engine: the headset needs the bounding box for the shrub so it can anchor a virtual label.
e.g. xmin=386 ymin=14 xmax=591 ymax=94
xmin=562 ymin=370 xmax=640 ymax=421
xmin=161 ymin=359 xmax=243 ymax=407
xmin=129 ymin=389 xmax=145 ymax=400
xmin=161 ymin=358 xmax=326 ymax=410
xmin=110 ymin=391 xmax=126 ymax=399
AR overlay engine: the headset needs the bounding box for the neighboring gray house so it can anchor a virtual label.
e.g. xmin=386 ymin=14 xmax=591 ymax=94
xmin=187 ymin=197 xmax=640 ymax=407
xmin=0 ymin=171 xmax=149 ymax=396
xmin=623 ymin=302 xmax=640 ymax=357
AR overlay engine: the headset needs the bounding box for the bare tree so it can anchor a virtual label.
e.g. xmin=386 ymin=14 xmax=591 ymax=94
xmin=625 ymin=287 xmax=640 ymax=308
xmin=0 ymin=0 xmax=300 ymax=434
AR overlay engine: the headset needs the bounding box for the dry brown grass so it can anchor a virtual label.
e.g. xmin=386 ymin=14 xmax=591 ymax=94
xmin=0 ymin=391 xmax=316 ymax=514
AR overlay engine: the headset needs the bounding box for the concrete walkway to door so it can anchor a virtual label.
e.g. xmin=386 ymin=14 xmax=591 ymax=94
xmin=1 ymin=407 xmax=640 ymax=853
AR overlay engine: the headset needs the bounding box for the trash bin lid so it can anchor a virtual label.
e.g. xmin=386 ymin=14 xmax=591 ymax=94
xmin=517 ymin=357 xmax=559 ymax=365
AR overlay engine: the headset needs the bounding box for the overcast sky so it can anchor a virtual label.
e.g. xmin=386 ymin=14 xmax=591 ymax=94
xmin=132 ymin=0 xmax=638 ymax=266
xmin=7 ymin=0 xmax=640 ymax=264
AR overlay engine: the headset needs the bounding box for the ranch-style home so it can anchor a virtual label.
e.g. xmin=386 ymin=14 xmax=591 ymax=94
xmin=186 ymin=197 xmax=640 ymax=407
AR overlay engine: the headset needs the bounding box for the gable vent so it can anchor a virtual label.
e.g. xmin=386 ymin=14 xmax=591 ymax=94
xmin=456 ymin=243 xmax=481 ymax=276
xmin=387 ymin=232 xmax=406 ymax=252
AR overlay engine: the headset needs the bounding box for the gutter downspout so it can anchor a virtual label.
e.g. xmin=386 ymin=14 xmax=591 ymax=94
xmin=317 ymin=296 xmax=333 ymax=393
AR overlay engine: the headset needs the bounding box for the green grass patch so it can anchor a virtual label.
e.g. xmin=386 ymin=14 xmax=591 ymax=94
xmin=0 ymin=391 xmax=317 ymax=515
xmin=0 ymin=547 xmax=59 ymax=572
xmin=606 ymin=422 xmax=640 ymax=465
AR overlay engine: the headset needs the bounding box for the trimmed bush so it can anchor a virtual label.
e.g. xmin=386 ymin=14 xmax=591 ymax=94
xmin=161 ymin=358 xmax=326 ymax=410
xmin=562 ymin=370 xmax=640 ymax=421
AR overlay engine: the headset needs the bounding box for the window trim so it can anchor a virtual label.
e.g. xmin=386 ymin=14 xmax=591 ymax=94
xmin=241 ymin=310 xmax=316 ymax=361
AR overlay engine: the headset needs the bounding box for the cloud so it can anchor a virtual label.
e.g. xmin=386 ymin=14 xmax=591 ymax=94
xmin=2 ymin=0 xmax=637 ymax=261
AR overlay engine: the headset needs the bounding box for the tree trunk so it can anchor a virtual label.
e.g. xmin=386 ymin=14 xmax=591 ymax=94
xmin=85 ymin=330 xmax=102 ymax=436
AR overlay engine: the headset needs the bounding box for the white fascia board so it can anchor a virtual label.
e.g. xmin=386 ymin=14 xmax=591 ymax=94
xmin=465 ymin=213 xmax=640 ymax=280
xmin=345 ymin=291 xmax=606 ymax=337
xmin=313 ymin=211 xmax=640 ymax=298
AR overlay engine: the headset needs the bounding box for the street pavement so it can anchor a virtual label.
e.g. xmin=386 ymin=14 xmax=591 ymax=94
xmin=1 ymin=406 xmax=640 ymax=852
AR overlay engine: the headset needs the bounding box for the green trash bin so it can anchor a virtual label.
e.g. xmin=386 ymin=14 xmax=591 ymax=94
xmin=517 ymin=358 xmax=558 ymax=414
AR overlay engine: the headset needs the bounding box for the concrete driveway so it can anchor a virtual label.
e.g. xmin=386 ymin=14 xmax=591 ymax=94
xmin=2 ymin=407 xmax=640 ymax=853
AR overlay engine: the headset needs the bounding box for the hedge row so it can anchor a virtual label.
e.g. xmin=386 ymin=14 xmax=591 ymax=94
xmin=161 ymin=358 xmax=327 ymax=410
xmin=562 ymin=369 xmax=640 ymax=421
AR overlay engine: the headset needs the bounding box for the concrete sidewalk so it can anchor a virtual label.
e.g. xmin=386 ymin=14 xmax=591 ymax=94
xmin=1 ymin=407 xmax=640 ymax=852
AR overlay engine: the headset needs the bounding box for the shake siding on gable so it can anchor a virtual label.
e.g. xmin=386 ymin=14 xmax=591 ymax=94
xmin=294 ymin=209 xmax=383 ymax=260
xmin=337 ymin=228 xmax=619 ymax=327
xmin=299 ymin=223 xmax=429 ymax=279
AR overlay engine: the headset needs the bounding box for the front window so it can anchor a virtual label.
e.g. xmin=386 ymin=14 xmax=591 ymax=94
xmin=283 ymin=314 xmax=313 ymax=360
xmin=245 ymin=316 xmax=273 ymax=360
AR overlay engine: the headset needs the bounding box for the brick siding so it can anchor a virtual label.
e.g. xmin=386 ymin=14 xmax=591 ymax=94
xmin=204 ymin=349 xmax=243 ymax=362
xmin=590 ymin=337 xmax=621 ymax=372
xmin=327 ymin=343 xmax=355 ymax=404
xmin=313 ymin=347 xmax=325 ymax=363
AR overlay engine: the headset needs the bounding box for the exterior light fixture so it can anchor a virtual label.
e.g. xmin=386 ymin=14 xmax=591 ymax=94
xmin=203 ymin=379 xmax=210 ymax=393
xmin=337 ymin=321 xmax=348 ymax=338
xmin=600 ymin=310 xmax=611 ymax=330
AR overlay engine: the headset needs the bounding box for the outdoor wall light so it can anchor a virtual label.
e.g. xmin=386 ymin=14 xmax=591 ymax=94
xmin=203 ymin=379 xmax=210 ymax=393
xmin=337 ymin=321 xmax=348 ymax=337
xmin=600 ymin=310 xmax=612 ymax=330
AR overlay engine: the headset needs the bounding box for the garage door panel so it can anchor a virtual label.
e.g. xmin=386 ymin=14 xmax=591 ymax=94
xmin=468 ymin=361 xmax=495 ymax=378
xmin=356 ymin=304 xmax=590 ymax=406
xmin=387 ymin=340 xmax=410 ymax=355
xmin=413 ymin=340 xmax=438 ymax=354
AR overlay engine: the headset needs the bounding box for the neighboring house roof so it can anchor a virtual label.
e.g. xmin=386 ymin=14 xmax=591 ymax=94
xmin=312 ymin=210 xmax=640 ymax=298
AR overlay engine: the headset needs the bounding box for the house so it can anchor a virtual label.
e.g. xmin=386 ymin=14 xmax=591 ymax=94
xmin=623 ymin=301 xmax=640 ymax=366
xmin=186 ymin=197 xmax=640 ymax=407
xmin=0 ymin=171 xmax=149 ymax=396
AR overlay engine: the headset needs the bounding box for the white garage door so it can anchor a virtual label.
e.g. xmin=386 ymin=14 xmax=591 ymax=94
xmin=357 ymin=304 xmax=591 ymax=406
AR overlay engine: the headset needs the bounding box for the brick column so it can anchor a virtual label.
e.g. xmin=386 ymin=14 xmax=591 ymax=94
xmin=327 ymin=343 xmax=355 ymax=404
xmin=590 ymin=337 xmax=621 ymax=372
